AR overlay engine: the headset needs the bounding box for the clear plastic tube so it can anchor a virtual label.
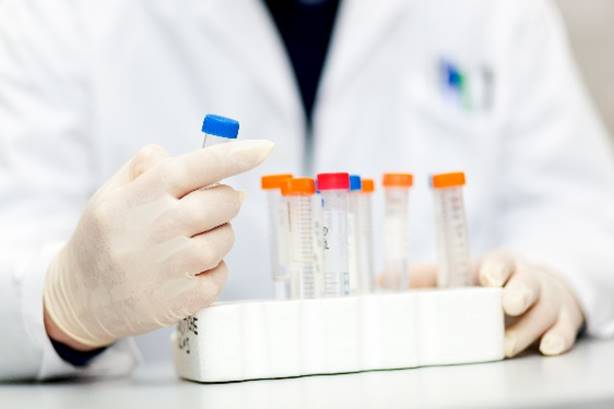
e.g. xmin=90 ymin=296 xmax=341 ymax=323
xmin=262 ymin=174 xmax=293 ymax=299
xmin=287 ymin=194 xmax=316 ymax=298
xmin=202 ymin=133 xmax=233 ymax=148
xmin=357 ymin=179 xmax=375 ymax=293
xmin=268 ymin=191 xmax=290 ymax=298
xmin=311 ymin=193 xmax=324 ymax=297
xmin=317 ymin=173 xmax=351 ymax=297
xmin=383 ymin=188 xmax=410 ymax=289
xmin=432 ymin=173 xmax=471 ymax=287
xmin=381 ymin=173 xmax=413 ymax=290
xmin=347 ymin=175 xmax=362 ymax=295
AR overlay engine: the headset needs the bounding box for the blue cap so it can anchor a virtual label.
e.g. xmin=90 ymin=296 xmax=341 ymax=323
xmin=349 ymin=175 xmax=362 ymax=191
xmin=201 ymin=114 xmax=240 ymax=139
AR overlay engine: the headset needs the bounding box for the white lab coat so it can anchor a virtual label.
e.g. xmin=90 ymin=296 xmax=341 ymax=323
xmin=1 ymin=0 xmax=614 ymax=380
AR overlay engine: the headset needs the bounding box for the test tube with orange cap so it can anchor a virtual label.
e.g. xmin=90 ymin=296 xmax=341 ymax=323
xmin=431 ymin=172 xmax=471 ymax=287
xmin=358 ymin=178 xmax=375 ymax=293
xmin=282 ymin=178 xmax=318 ymax=299
xmin=382 ymin=173 xmax=413 ymax=290
xmin=261 ymin=174 xmax=293 ymax=299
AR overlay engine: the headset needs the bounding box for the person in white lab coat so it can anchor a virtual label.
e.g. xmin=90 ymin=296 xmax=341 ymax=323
xmin=1 ymin=0 xmax=614 ymax=381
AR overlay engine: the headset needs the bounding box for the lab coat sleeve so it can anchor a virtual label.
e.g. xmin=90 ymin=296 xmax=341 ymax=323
xmin=0 ymin=0 xmax=139 ymax=380
xmin=495 ymin=1 xmax=614 ymax=337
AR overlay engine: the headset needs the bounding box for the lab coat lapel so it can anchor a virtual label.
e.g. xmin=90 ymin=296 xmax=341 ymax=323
xmin=196 ymin=0 xmax=304 ymax=129
xmin=318 ymin=0 xmax=406 ymax=101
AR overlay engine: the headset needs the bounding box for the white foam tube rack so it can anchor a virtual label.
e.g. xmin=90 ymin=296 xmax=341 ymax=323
xmin=173 ymin=287 xmax=504 ymax=383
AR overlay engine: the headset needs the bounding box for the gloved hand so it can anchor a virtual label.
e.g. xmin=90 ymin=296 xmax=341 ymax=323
xmin=378 ymin=251 xmax=585 ymax=357
xmin=478 ymin=251 xmax=584 ymax=357
xmin=43 ymin=140 xmax=274 ymax=349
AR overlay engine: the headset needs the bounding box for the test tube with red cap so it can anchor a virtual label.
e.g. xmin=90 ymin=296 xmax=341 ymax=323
xmin=382 ymin=173 xmax=413 ymax=290
xmin=261 ymin=174 xmax=293 ymax=299
xmin=431 ymin=172 xmax=471 ymax=287
xmin=282 ymin=178 xmax=317 ymax=299
xmin=316 ymin=172 xmax=351 ymax=297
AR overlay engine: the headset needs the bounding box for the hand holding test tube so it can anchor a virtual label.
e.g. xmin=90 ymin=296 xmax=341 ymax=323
xmin=44 ymin=136 xmax=274 ymax=350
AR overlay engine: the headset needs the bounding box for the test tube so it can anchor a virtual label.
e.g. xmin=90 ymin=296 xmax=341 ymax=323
xmin=311 ymin=186 xmax=324 ymax=297
xmin=261 ymin=174 xmax=294 ymax=299
xmin=282 ymin=178 xmax=317 ymax=299
xmin=382 ymin=173 xmax=413 ymax=290
xmin=358 ymin=178 xmax=375 ymax=293
xmin=316 ymin=172 xmax=351 ymax=297
xmin=431 ymin=172 xmax=471 ymax=287
xmin=201 ymin=114 xmax=240 ymax=147
xmin=347 ymin=175 xmax=362 ymax=295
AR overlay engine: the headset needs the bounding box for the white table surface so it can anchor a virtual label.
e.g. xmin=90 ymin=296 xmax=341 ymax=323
xmin=3 ymin=338 xmax=614 ymax=409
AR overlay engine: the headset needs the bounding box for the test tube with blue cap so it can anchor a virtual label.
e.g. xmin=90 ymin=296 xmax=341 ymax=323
xmin=347 ymin=175 xmax=362 ymax=294
xmin=201 ymin=114 xmax=240 ymax=147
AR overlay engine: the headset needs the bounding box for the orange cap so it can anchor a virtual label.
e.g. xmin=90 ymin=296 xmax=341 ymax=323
xmin=281 ymin=177 xmax=316 ymax=196
xmin=362 ymin=178 xmax=375 ymax=193
xmin=431 ymin=172 xmax=466 ymax=189
xmin=382 ymin=173 xmax=413 ymax=188
xmin=261 ymin=174 xmax=293 ymax=190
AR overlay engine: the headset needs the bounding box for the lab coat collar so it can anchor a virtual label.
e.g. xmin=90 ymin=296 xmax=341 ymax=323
xmin=194 ymin=0 xmax=406 ymax=156
xmin=317 ymin=0 xmax=407 ymax=102
xmin=194 ymin=0 xmax=305 ymax=131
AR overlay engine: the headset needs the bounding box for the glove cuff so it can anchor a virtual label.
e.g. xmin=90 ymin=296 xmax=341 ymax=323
xmin=43 ymin=249 xmax=113 ymax=349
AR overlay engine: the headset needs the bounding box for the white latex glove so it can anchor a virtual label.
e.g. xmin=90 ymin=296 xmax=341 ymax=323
xmin=44 ymin=140 xmax=273 ymax=348
xmin=378 ymin=251 xmax=585 ymax=358
xmin=478 ymin=251 xmax=584 ymax=358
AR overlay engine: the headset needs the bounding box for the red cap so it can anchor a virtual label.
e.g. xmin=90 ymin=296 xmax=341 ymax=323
xmin=316 ymin=172 xmax=350 ymax=190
